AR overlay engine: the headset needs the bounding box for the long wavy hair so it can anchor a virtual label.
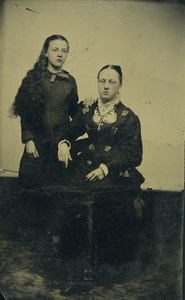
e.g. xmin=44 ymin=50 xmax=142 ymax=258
xmin=33 ymin=34 xmax=69 ymax=73
xmin=10 ymin=35 xmax=69 ymax=118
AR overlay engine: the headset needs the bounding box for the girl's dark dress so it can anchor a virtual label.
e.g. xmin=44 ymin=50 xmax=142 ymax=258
xmin=15 ymin=69 xmax=79 ymax=188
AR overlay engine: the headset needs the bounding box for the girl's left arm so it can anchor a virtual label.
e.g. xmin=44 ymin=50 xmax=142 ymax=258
xmin=55 ymin=77 xmax=79 ymax=147
xmin=57 ymin=106 xmax=87 ymax=164
xmin=68 ymin=78 xmax=79 ymax=118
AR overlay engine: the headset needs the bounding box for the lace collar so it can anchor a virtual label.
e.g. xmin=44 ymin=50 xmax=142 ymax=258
xmin=93 ymin=97 xmax=120 ymax=130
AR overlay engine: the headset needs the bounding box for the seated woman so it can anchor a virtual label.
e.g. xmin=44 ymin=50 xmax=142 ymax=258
xmin=59 ymin=64 xmax=144 ymax=192
xmin=58 ymin=65 xmax=144 ymax=263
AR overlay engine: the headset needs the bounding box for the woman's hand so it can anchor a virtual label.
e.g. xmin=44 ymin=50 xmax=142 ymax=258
xmin=83 ymin=97 xmax=95 ymax=108
xmin=26 ymin=140 xmax=39 ymax=158
xmin=58 ymin=143 xmax=72 ymax=168
xmin=86 ymin=167 xmax=105 ymax=182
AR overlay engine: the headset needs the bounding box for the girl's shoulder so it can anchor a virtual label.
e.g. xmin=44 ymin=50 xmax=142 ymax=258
xmin=18 ymin=69 xmax=35 ymax=89
xmin=21 ymin=69 xmax=40 ymax=84
xmin=21 ymin=69 xmax=33 ymax=81
xmin=62 ymin=69 xmax=77 ymax=83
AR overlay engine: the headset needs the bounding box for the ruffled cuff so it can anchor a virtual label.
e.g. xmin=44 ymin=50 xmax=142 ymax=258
xmin=99 ymin=163 xmax=109 ymax=176
xmin=58 ymin=139 xmax=71 ymax=149
xmin=21 ymin=130 xmax=34 ymax=144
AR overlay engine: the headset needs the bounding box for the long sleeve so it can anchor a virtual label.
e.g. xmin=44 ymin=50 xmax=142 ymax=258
xmin=55 ymin=77 xmax=80 ymax=145
xmin=20 ymin=116 xmax=34 ymax=143
xmin=13 ymin=74 xmax=35 ymax=144
xmin=68 ymin=78 xmax=79 ymax=118
xmin=58 ymin=104 xmax=87 ymax=143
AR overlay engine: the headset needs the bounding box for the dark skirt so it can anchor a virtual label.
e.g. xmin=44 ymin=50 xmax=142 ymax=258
xmin=18 ymin=142 xmax=72 ymax=190
xmin=63 ymin=155 xmax=143 ymax=194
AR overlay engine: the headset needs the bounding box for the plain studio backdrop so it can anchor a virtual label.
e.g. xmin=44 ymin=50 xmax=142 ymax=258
xmin=0 ymin=0 xmax=185 ymax=191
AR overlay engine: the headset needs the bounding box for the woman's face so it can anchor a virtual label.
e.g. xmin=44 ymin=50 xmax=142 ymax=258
xmin=98 ymin=69 xmax=121 ymax=103
xmin=45 ymin=39 xmax=69 ymax=71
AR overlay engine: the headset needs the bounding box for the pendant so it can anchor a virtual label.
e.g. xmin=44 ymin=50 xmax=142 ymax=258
xmin=97 ymin=122 xmax=102 ymax=131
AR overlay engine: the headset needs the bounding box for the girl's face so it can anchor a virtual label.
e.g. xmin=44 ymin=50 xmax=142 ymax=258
xmin=45 ymin=39 xmax=69 ymax=71
xmin=98 ymin=69 xmax=121 ymax=103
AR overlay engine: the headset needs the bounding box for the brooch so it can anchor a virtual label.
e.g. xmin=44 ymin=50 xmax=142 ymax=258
xmin=121 ymin=110 xmax=129 ymax=117
xmin=89 ymin=144 xmax=95 ymax=151
xmin=104 ymin=145 xmax=112 ymax=152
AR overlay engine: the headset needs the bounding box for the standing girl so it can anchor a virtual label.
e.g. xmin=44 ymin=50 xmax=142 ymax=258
xmin=10 ymin=34 xmax=79 ymax=188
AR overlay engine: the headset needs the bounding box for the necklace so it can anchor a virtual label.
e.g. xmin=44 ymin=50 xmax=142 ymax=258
xmin=93 ymin=98 xmax=120 ymax=131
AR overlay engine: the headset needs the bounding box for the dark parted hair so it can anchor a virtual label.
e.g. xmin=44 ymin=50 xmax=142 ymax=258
xmin=97 ymin=64 xmax=123 ymax=85
xmin=10 ymin=35 xmax=69 ymax=118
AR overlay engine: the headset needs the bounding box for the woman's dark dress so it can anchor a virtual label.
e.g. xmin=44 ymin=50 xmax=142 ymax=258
xmin=65 ymin=100 xmax=144 ymax=192
xmin=15 ymin=69 xmax=79 ymax=188
xmin=59 ymin=101 xmax=144 ymax=262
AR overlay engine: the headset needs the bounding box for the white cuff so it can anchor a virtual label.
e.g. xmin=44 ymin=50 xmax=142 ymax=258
xmin=58 ymin=140 xmax=71 ymax=149
xmin=99 ymin=163 xmax=109 ymax=176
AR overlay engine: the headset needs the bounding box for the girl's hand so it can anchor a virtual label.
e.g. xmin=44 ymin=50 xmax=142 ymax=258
xmin=83 ymin=97 xmax=95 ymax=108
xmin=58 ymin=143 xmax=72 ymax=168
xmin=86 ymin=167 xmax=104 ymax=182
xmin=26 ymin=140 xmax=39 ymax=158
